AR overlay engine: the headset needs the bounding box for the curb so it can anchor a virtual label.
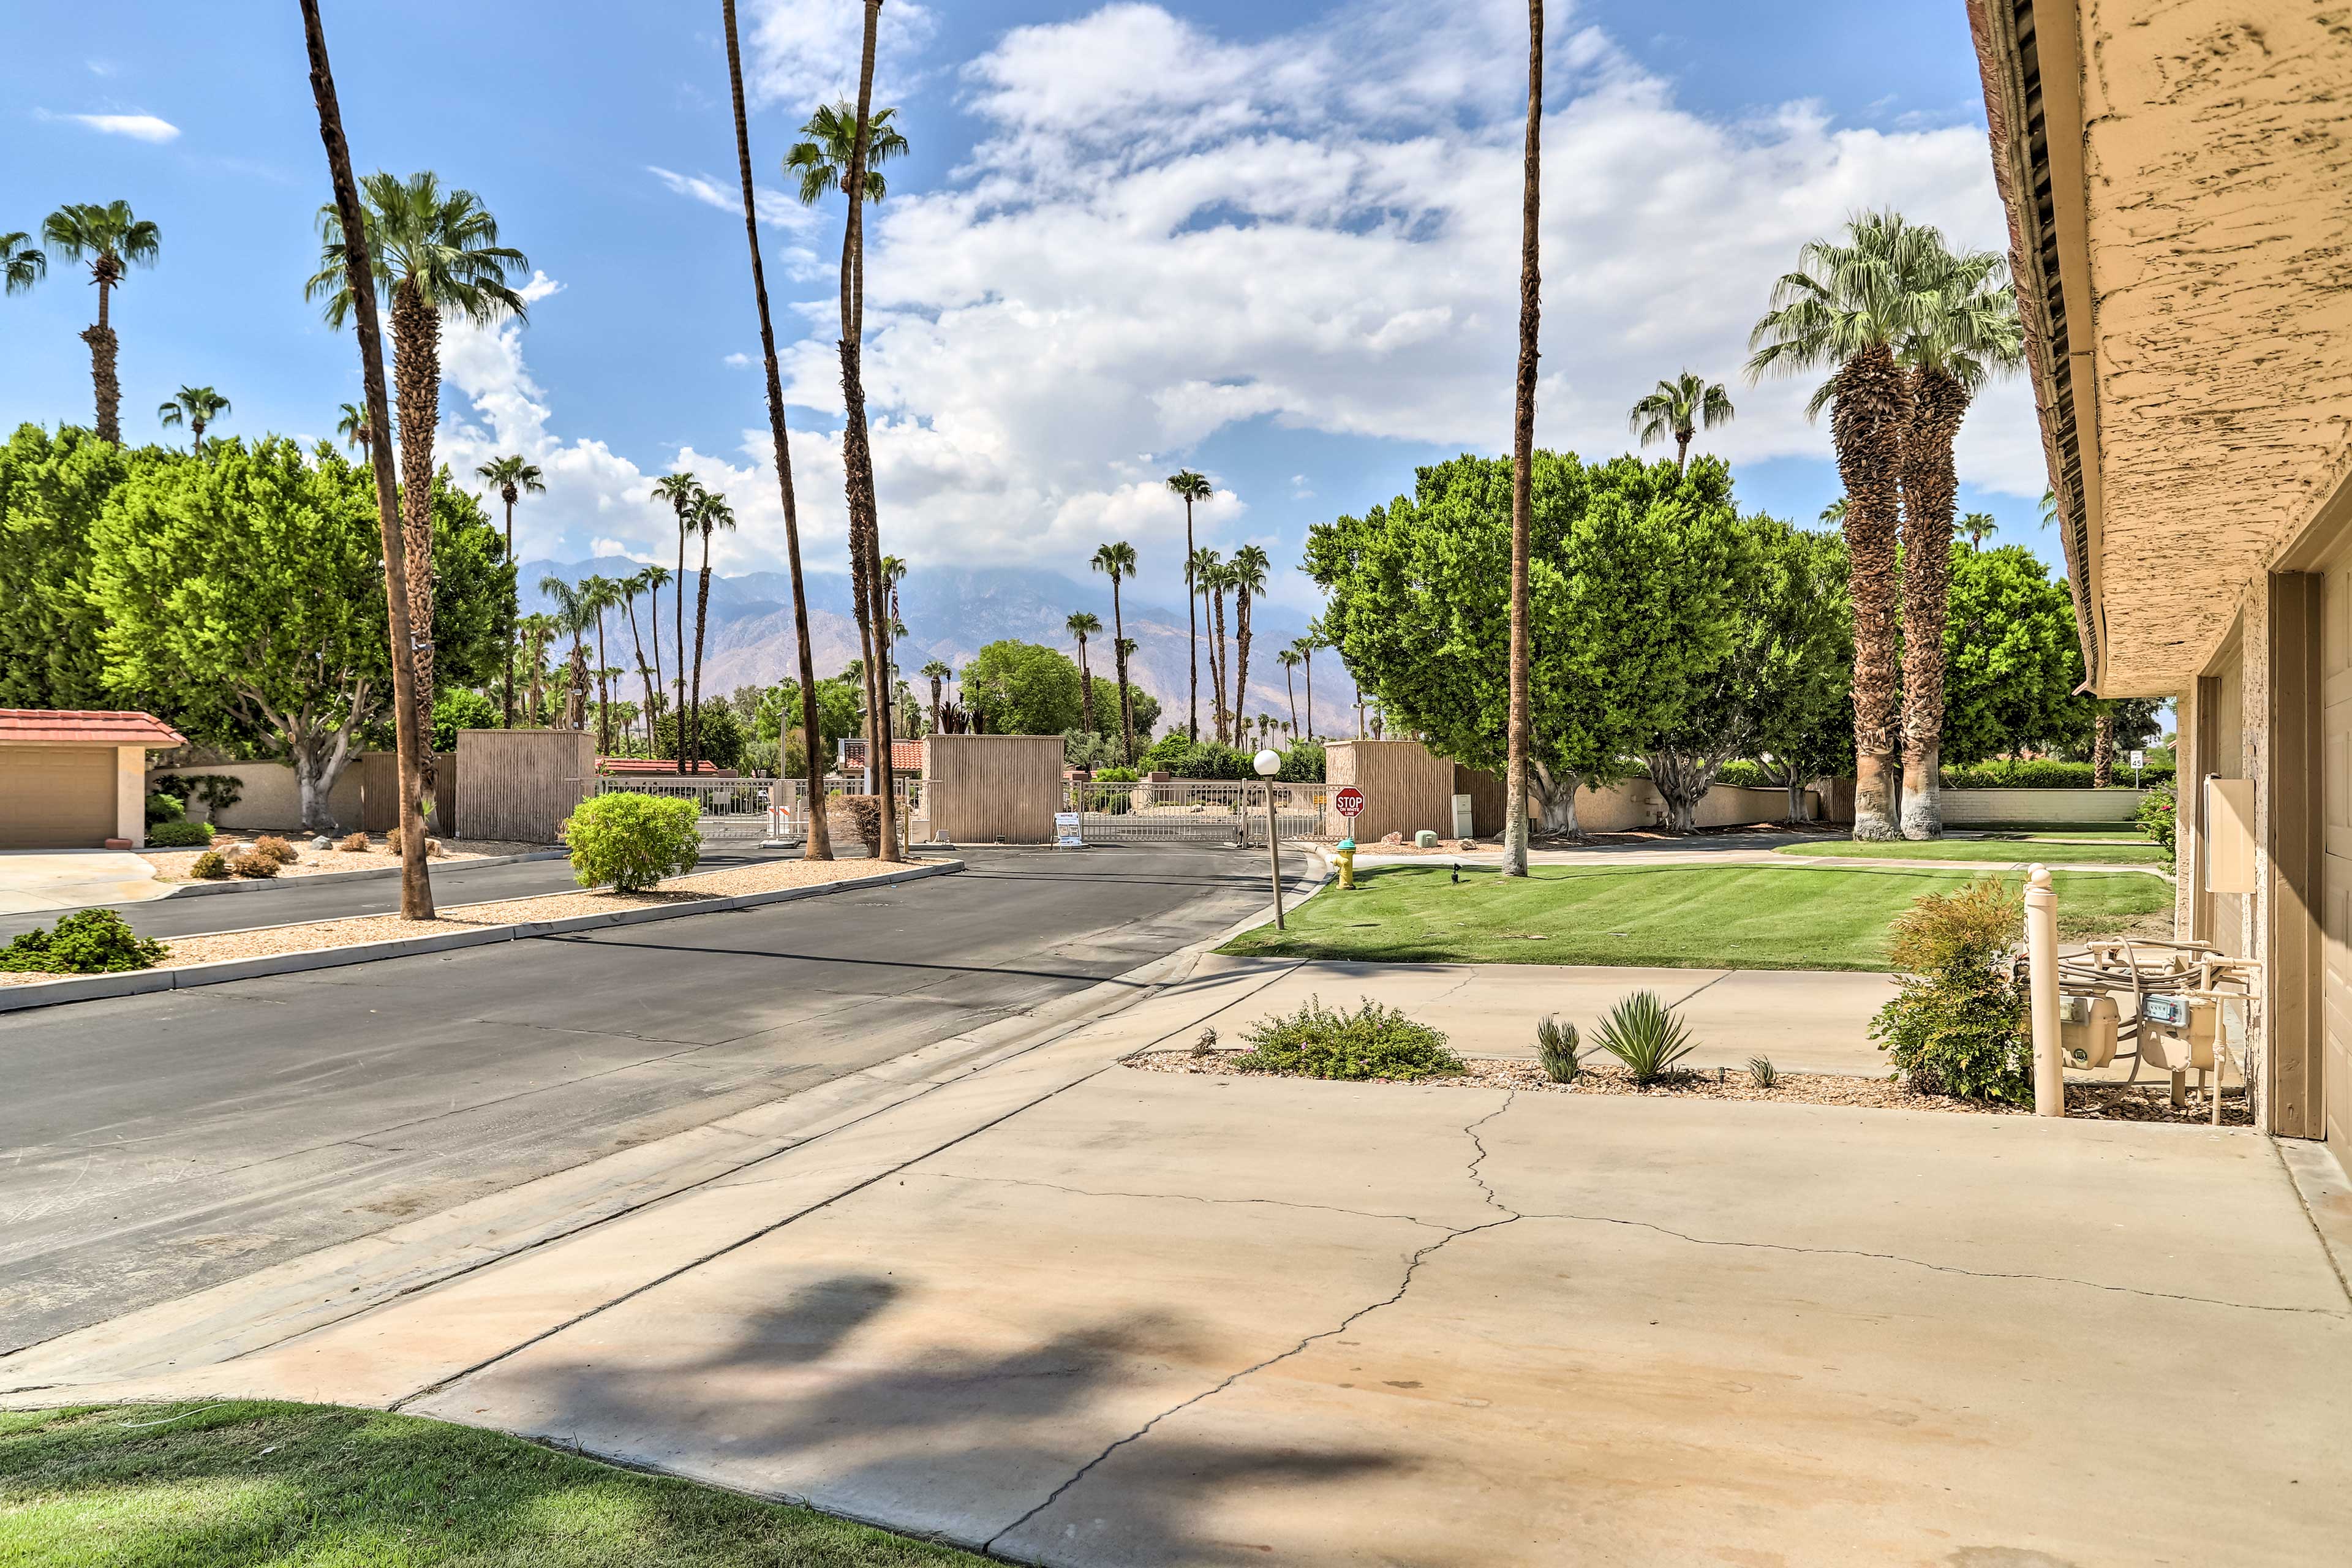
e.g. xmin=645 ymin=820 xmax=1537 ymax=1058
xmin=157 ymin=847 xmax=571 ymax=899
xmin=0 ymin=861 xmax=963 ymax=1016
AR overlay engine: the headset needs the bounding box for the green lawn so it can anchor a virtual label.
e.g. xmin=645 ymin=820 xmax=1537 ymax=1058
xmin=1774 ymin=839 xmax=2171 ymax=866
xmin=1227 ymin=863 xmax=2172 ymax=971
xmin=0 ymin=1401 xmax=981 ymax=1567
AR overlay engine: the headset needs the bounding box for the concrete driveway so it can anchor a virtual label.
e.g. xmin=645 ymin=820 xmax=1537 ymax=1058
xmin=14 ymin=950 xmax=2348 ymax=1566
xmin=0 ymin=849 xmax=167 ymax=916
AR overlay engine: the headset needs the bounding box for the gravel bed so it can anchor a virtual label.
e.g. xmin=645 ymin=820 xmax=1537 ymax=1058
xmin=141 ymin=833 xmax=546 ymax=882
xmin=1124 ymin=1051 xmax=2252 ymax=1126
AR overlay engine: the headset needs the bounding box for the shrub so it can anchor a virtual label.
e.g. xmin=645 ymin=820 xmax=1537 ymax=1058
xmin=1594 ymin=990 xmax=1697 ymax=1084
xmin=1747 ymin=1055 xmax=1778 ymax=1089
xmin=1869 ymin=875 xmax=2033 ymax=1104
xmin=0 ymin=908 xmax=168 ymax=974
xmin=1093 ymin=766 xmax=1140 ymax=783
xmin=1536 ymin=1015 xmax=1582 ymax=1083
xmin=384 ymin=827 xmax=445 ymax=858
xmin=147 ymin=820 xmax=214 ymax=848
xmin=229 ymin=851 xmax=280 ymax=878
xmin=153 ymin=773 xmax=244 ymax=814
xmin=143 ymin=791 xmax=184 ymax=826
xmin=1229 ymin=995 xmax=1464 ymax=1081
xmin=2136 ymin=780 xmax=2177 ymax=861
xmin=1276 ymin=740 xmax=1326 ymax=783
xmin=837 ymin=794 xmax=907 ymax=856
xmin=1713 ymin=759 xmax=1765 ymax=787
xmin=338 ymin=832 xmax=371 ymax=853
xmin=189 ymin=850 xmax=230 ymax=880
xmin=254 ymin=835 xmax=300 ymax=865
xmin=562 ymin=790 xmax=701 ymax=892
xmin=1942 ymin=758 xmax=2176 ymax=790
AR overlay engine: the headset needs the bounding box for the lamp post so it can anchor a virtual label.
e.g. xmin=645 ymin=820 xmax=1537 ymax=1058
xmin=1254 ymin=748 xmax=1286 ymax=930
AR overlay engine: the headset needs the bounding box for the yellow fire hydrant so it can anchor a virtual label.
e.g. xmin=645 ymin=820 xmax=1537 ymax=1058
xmin=1335 ymin=838 xmax=1357 ymax=891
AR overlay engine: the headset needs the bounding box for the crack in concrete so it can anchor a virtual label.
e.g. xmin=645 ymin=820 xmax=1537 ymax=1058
xmin=1514 ymin=1210 xmax=2352 ymax=1318
xmin=981 ymin=1090 xmax=1523 ymax=1555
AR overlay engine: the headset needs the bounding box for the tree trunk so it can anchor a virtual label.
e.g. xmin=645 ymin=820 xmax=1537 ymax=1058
xmin=300 ymin=0 xmax=432 ymax=916
xmin=674 ymin=512 xmax=688 ymax=753
xmin=1077 ymin=639 xmax=1095 ymax=737
xmin=593 ymin=607 xmax=611 ymax=757
xmin=1208 ymin=589 xmax=1229 ymax=745
xmin=1833 ymin=340 xmax=1911 ymax=842
xmin=1233 ymin=588 xmax=1253 ymax=740
xmin=1185 ymin=500 xmax=1199 ymax=741
xmin=2092 ymin=707 xmax=2116 ymax=789
xmin=85 ymin=267 xmax=120 ymax=442
xmin=1673 ymin=428 xmax=1689 ymax=473
xmin=390 ymin=281 xmax=442 ymax=787
xmin=502 ymin=496 xmax=517 ymax=727
xmin=1502 ymin=0 xmax=1544 ymax=877
xmin=1787 ymin=775 xmax=1808 ymax=826
xmin=690 ymin=541 xmax=714 ymax=774
xmin=1899 ymin=364 xmax=1966 ymax=840
xmin=625 ymin=597 xmax=657 ymax=756
xmin=1303 ymin=654 xmax=1313 ymax=741
xmin=1286 ymin=667 xmax=1298 ymax=737
xmin=1112 ymin=581 xmax=1134 ymax=764
xmin=647 ymin=589 xmax=664 ymax=727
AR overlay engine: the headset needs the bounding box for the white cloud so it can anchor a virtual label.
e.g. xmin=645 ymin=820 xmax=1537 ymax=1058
xmin=744 ymin=0 xmax=938 ymax=110
xmin=722 ymin=352 xmax=753 ymax=368
xmin=40 ymin=110 xmax=179 ymax=142
xmin=646 ymin=165 xmax=809 ymax=230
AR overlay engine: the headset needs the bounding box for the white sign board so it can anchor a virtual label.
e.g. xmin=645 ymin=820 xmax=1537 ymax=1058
xmin=1054 ymin=810 xmax=1084 ymax=848
xmin=2128 ymin=750 xmax=2145 ymax=769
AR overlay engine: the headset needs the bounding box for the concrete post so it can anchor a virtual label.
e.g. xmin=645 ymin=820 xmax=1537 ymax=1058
xmin=1265 ymin=777 xmax=1286 ymax=930
xmin=2025 ymin=863 xmax=2065 ymax=1117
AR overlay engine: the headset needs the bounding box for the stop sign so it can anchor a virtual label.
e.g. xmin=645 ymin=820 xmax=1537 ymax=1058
xmin=1335 ymin=786 xmax=1366 ymax=818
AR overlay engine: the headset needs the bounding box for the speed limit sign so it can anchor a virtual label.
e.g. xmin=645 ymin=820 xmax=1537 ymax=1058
xmin=1334 ymin=786 xmax=1366 ymax=819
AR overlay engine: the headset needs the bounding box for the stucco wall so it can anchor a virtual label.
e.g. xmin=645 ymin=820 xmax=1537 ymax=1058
xmin=1326 ymin=742 xmax=1815 ymax=837
xmin=1939 ymin=788 xmax=2149 ymax=826
xmin=454 ymin=729 xmax=593 ymax=844
xmin=149 ymin=761 xmax=365 ymax=833
xmin=924 ymin=734 xmax=1063 ymax=844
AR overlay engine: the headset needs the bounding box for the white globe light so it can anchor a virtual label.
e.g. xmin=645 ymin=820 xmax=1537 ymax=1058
xmin=1253 ymin=748 xmax=1282 ymax=777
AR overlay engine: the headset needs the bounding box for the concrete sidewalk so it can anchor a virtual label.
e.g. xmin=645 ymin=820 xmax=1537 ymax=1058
xmin=12 ymin=943 xmax=2347 ymax=1567
xmin=0 ymin=849 xmax=169 ymax=916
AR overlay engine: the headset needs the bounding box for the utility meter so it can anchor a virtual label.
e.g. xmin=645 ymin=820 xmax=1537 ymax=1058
xmin=2057 ymin=992 xmax=2120 ymax=1069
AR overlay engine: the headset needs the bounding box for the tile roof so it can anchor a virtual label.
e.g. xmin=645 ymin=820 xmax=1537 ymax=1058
xmin=837 ymin=738 xmax=927 ymax=772
xmin=0 ymin=709 xmax=186 ymax=747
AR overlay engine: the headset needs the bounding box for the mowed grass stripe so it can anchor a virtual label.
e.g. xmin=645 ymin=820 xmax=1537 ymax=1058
xmin=1773 ymin=839 xmax=2171 ymax=867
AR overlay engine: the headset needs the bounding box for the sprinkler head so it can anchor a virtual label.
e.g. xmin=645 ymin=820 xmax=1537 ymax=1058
xmin=1451 ymin=861 xmax=1461 ymax=884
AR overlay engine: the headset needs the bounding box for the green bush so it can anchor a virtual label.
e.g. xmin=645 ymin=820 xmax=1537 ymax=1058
xmin=189 ymin=850 xmax=230 ymax=880
xmin=1092 ymin=766 xmax=1139 ymax=783
xmin=1594 ymin=990 xmax=1698 ymax=1083
xmin=1869 ymin=875 xmax=2033 ymax=1104
xmin=1230 ymin=995 xmax=1464 ymax=1081
xmin=146 ymin=820 xmax=214 ymax=848
xmin=1137 ymin=735 xmax=1256 ymax=781
xmin=2136 ymin=779 xmax=2177 ymax=861
xmin=143 ymin=791 xmax=184 ymax=825
xmin=1713 ymin=759 xmax=1765 ymax=787
xmin=0 ymin=908 xmax=167 ymax=974
xmin=1942 ymin=758 xmax=2175 ymax=790
xmin=563 ymin=791 xmax=701 ymax=892
xmin=1536 ymin=1015 xmax=1581 ymax=1083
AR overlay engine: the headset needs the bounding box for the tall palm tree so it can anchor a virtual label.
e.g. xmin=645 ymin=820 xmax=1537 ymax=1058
xmin=1502 ymin=0 xmax=1544 ymax=875
xmin=723 ymin=0 xmax=832 ymax=854
xmin=298 ymin=0 xmax=432 ymax=916
xmin=156 ymin=385 xmax=230 ymax=458
xmin=1819 ymin=497 xmax=1847 ymax=526
xmin=619 ymin=569 xmax=660 ymax=752
xmin=1960 ymin=511 xmax=1998 ymax=550
xmin=641 ymin=562 xmax=673 ymax=722
xmin=1203 ymin=554 xmax=1235 ymax=745
xmin=308 ymin=172 xmax=528 ymax=763
xmin=1746 ymin=208 xmax=1934 ymax=841
xmin=1189 ymin=548 xmax=1226 ymax=743
xmin=1627 ymin=370 xmax=1734 ymax=472
xmin=1895 ymin=230 xmax=2021 ymax=839
xmin=650 ymin=473 xmax=703 ymax=725
xmin=920 ymin=658 xmax=952 ymax=734
xmin=538 ymin=576 xmax=592 ymax=730
xmin=41 ymin=201 xmax=161 ymax=443
xmin=518 ymin=612 xmax=557 ymax=725
xmin=1228 ymin=545 xmax=1270 ymax=745
xmin=1091 ymin=541 xmax=1139 ymax=764
xmin=1164 ymin=469 xmax=1213 ymax=739
xmin=335 ymin=401 xmax=375 ymax=458
xmin=1 ymin=232 xmax=45 ymax=296
xmin=687 ymin=489 xmax=736 ymax=773
xmin=1277 ymin=646 xmax=1303 ymax=737
xmin=1067 ymin=611 xmax=1102 ymax=737
xmin=876 ymin=553 xmax=908 ymax=785
xmin=784 ymin=100 xmax=909 ymax=352
xmin=1295 ymin=632 xmax=1319 ymax=741
xmin=475 ymin=454 xmax=546 ymax=727
xmin=581 ymin=575 xmax=621 ymax=756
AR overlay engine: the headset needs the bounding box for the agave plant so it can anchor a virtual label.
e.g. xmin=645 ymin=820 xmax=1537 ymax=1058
xmin=1535 ymin=1015 xmax=1581 ymax=1084
xmin=1747 ymin=1055 xmax=1779 ymax=1090
xmin=1594 ymin=990 xmax=1697 ymax=1084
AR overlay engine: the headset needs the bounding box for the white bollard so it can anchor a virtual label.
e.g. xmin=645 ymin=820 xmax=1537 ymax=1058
xmin=2025 ymin=863 xmax=2065 ymax=1117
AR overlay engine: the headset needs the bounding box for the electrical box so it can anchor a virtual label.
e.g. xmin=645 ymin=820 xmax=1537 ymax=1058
xmin=1450 ymin=793 xmax=1474 ymax=839
xmin=2205 ymin=776 xmax=2256 ymax=895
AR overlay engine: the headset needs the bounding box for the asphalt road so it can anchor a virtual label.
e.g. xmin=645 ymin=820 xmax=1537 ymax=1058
xmin=0 ymin=845 xmax=1310 ymax=1355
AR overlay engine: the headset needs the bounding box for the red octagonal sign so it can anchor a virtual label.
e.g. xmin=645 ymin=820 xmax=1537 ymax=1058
xmin=1334 ymin=786 xmax=1366 ymax=818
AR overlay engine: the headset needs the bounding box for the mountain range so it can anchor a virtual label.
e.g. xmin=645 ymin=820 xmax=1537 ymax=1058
xmin=515 ymin=560 xmax=1354 ymax=740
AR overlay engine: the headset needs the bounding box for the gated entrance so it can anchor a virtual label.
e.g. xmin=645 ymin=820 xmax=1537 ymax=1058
xmin=1063 ymin=778 xmax=1324 ymax=845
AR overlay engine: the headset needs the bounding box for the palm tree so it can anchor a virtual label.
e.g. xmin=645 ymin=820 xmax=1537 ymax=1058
xmin=335 ymin=401 xmax=375 ymax=458
xmin=641 ymin=562 xmax=673 ymax=723
xmin=581 ymin=575 xmax=620 ymax=756
xmin=1277 ymin=646 xmax=1303 ymax=737
xmin=1295 ymin=632 xmax=1319 ymax=741
xmin=1189 ymin=548 xmax=1226 ymax=743
xmin=723 ymin=0 xmax=832 ymax=856
xmin=308 ymin=172 xmax=529 ymax=762
xmin=1628 ymin=370 xmax=1734 ymax=472
xmin=876 ymin=553 xmax=908 ymax=783
xmin=1067 ymin=611 xmax=1102 ymax=737
xmin=687 ymin=489 xmax=736 ymax=773
xmin=298 ymin=0 xmax=432 ymax=916
xmin=1819 ymin=497 xmax=1847 ymax=526
xmin=1204 ymin=554 xmax=1235 ymax=745
xmin=920 ymin=658 xmax=952 ymax=734
xmin=784 ymin=99 xmax=908 ymax=348
xmin=650 ymin=473 xmax=703 ymax=726
xmin=2039 ymin=486 xmax=2059 ymax=529
xmin=1746 ymin=208 xmax=1934 ymax=842
xmin=1961 ymin=511 xmax=1998 ymax=550
xmin=619 ymin=570 xmax=660 ymax=752
xmin=475 ymin=454 xmax=546 ymax=727
xmin=517 ymin=612 xmax=557 ymax=724
xmin=1165 ymin=469 xmax=1213 ymax=739
xmin=1502 ymin=0 xmax=1544 ymax=875
xmin=537 ymin=576 xmax=592 ymax=729
xmin=1 ymin=232 xmax=45 ymax=296
xmin=1228 ymin=545 xmax=1270 ymax=745
xmin=156 ymin=385 xmax=230 ymax=458
xmin=1091 ymin=541 xmax=1139 ymax=764
xmin=1895 ymin=229 xmax=2021 ymax=839
xmin=41 ymin=201 xmax=161 ymax=443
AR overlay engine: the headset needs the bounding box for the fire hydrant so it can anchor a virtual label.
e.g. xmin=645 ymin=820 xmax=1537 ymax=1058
xmin=1334 ymin=837 xmax=1357 ymax=890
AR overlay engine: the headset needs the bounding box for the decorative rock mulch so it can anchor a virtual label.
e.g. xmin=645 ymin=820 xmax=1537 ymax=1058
xmin=1124 ymin=1050 xmax=2252 ymax=1126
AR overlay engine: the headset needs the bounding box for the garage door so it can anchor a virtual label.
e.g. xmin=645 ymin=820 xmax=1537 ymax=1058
xmin=1 ymin=747 xmax=117 ymax=850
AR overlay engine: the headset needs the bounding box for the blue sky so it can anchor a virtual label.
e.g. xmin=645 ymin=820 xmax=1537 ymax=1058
xmin=1 ymin=1 xmax=2057 ymax=610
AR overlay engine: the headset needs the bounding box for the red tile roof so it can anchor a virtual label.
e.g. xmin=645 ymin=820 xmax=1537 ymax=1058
xmin=597 ymin=758 xmax=741 ymax=776
xmin=0 ymin=709 xmax=186 ymax=747
xmin=837 ymin=739 xmax=926 ymax=773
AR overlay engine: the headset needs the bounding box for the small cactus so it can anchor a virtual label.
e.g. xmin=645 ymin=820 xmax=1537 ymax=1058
xmin=1536 ymin=1014 xmax=1581 ymax=1084
xmin=1747 ymin=1055 xmax=1778 ymax=1090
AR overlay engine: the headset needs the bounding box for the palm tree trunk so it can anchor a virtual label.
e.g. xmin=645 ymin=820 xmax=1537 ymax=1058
xmin=593 ymin=607 xmax=611 ymax=757
xmin=625 ymin=596 xmax=657 ymax=756
xmin=300 ymin=0 xmax=432 ymax=917
xmin=1212 ymin=589 xmax=1231 ymax=746
xmin=1078 ymin=639 xmax=1095 ymax=737
xmin=648 ymin=588 xmax=664 ymax=725
xmin=1835 ymin=340 xmax=1913 ymax=841
xmin=502 ymin=496 xmax=517 ymax=727
xmin=1112 ymin=583 xmax=1134 ymax=764
xmin=1286 ymin=666 xmax=1298 ymax=737
xmin=1899 ymin=363 xmax=1966 ymax=839
xmin=85 ymin=268 xmax=120 ymax=443
xmin=690 ymin=538 xmax=714 ymax=773
xmin=1185 ymin=502 xmax=1199 ymax=741
xmin=674 ymin=514 xmax=688 ymax=757
xmin=389 ymin=281 xmax=442 ymax=786
xmin=1674 ymin=429 xmax=1690 ymax=472
xmin=2092 ymin=707 xmax=2116 ymax=788
xmin=1232 ymin=588 xmax=1253 ymax=745
xmin=1502 ymin=0 xmax=1543 ymax=873
xmin=1303 ymin=650 xmax=1314 ymax=741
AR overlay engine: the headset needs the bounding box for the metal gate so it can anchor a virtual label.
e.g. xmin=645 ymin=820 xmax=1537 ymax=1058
xmin=587 ymin=776 xmax=922 ymax=845
xmin=1064 ymin=778 xmax=1323 ymax=845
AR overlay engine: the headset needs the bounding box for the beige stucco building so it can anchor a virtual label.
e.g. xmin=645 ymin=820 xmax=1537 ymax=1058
xmin=1970 ymin=0 xmax=2352 ymax=1145
xmin=0 ymin=709 xmax=187 ymax=850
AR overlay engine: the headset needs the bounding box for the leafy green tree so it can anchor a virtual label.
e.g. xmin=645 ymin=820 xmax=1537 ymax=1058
xmin=757 ymin=677 xmax=862 ymax=764
xmin=1627 ymin=371 xmax=1735 ymax=472
xmin=0 ymin=424 xmax=135 ymax=710
xmin=1308 ymin=453 xmax=1751 ymax=835
xmin=432 ymin=688 xmax=499 ymax=753
xmin=961 ymin=639 xmax=1085 ymax=736
xmin=1939 ymin=545 xmax=2089 ymax=767
xmin=654 ymin=702 xmax=747 ymax=773
xmin=1750 ymin=525 xmax=1857 ymax=824
xmin=157 ymin=386 xmax=230 ymax=458
xmin=42 ymin=201 xmax=161 ymax=443
xmin=1087 ymin=675 xmax=1156 ymax=743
